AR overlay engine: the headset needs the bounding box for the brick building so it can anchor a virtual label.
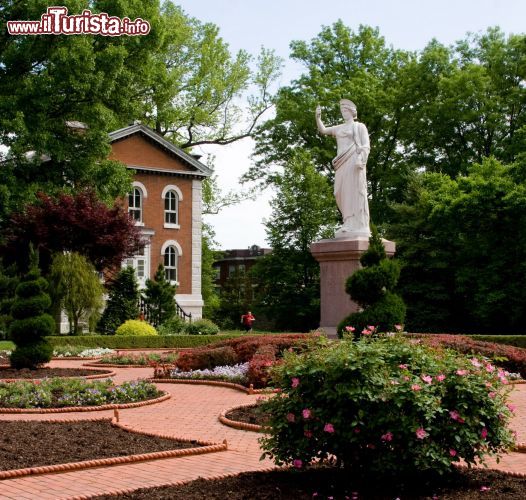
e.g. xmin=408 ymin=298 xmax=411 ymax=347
xmin=109 ymin=123 xmax=211 ymax=318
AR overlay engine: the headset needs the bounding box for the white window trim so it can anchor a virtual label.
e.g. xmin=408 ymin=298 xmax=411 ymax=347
xmin=164 ymin=223 xmax=180 ymax=229
xmin=133 ymin=181 xmax=148 ymax=198
xmin=161 ymin=184 xmax=183 ymax=200
xmin=161 ymin=240 xmax=183 ymax=255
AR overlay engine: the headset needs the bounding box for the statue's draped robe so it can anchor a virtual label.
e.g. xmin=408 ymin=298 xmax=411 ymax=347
xmin=325 ymin=121 xmax=370 ymax=236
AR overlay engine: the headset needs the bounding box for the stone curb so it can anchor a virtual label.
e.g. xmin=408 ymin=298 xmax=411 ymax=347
xmin=0 ymin=368 xmax=116 ymax=383
xmin=0 ymin=392 xmax=171 ymax=414
xmin=69 ymin=465 xmax=282 ymax=500
xmin=0 ymin=417 xmax=227 ymax=481
xmin=151 ymin=378 xmax=277 ymax=395
xmin=514 ymin=442 xmax=526 ymax=453
xmin=219 ymin=404 xmax=269 ymax=433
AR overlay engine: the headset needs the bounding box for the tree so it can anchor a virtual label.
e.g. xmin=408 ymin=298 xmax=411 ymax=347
xmin=247 ymin=23 xmax=526 ymax=226
xmin=252 ymin=151 xmax=338 ymax=331
xmin=0 ymin=262 xmax=18 ymax=340
xmin=216 ymin=268 xmax=254 ymax=329
xmin=142 ymin=264 xmax=176 ymax=327
xmin=141 ymin=2 xmax=282 ymax=148
xmin=1 ymin=190 xmax=143 ymax=274
xmin=388 ymin=157 xmax=526 ymax=333
xmin=337 ymin=227 xmax=406 ymax=337
xmin=97 ymin=267 xmax=140 ymax=335
xmin=8 ymin=249 xmax=53 ymax=369
xmin=50 ymin=252 xmax=104 ymax=335
xmin=0 ymin=1 xmax=164 ymax=214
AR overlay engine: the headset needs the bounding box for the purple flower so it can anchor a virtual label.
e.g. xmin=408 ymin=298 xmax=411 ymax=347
xmin=293 ymin=459 xmax=303 ymax=469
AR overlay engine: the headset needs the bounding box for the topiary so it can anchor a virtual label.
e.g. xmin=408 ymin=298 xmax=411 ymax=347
xmin=9 ymin=250 xmax=54 ymax=369
xmin=115 ymin=320 xmax=158 ymax=336
xmin=337 ymin=227 xmax=406 ymax=338
xmin=184 ymin=318 xmax=220 ymax=336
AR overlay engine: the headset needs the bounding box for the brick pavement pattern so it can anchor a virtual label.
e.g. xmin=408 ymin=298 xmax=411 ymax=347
xmin=0 ymin=359 xmax=525 ymax=499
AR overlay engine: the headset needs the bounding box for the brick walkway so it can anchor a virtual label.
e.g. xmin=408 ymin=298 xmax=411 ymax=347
xmin=0 ymin=359 xmax=525 ymax=499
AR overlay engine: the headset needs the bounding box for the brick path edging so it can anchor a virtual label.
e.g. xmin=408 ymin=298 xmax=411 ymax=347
xmin=0 ymin=369 xmax=116 ymax=383
xmin=0 ymin=416 xmax=227 ymax=481
xmin=219 ymin=404 xmax=269 ymax=433
xmin=0 ymin=392 xmax=171 ymax=414
xmin=150 ymin=377 xmax=278 ymax=395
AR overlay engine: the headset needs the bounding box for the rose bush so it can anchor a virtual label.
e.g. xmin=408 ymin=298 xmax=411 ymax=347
xmin=259 ymin=336 xmax=515 ymax=476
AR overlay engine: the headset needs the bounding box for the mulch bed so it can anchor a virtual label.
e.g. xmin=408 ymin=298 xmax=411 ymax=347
xmin=0 ymin=367 xmax=112 ymax=379
xmin=93 ymin=467 xmax=526 ymax=499
xmin=225 ymin=404 xmax=270 ymax=427
xmin=0 ymin=420 xmax=202 ymax=472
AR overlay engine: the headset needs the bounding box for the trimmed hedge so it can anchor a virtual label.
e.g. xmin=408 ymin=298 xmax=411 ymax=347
xmin=45 ymin=334 xmax=242 ymax=349
xmin=470 ymin=335 xmax=526 ymax=349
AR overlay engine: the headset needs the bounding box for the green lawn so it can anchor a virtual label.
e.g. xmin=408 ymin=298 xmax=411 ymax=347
xmin=0 ymin=340 xmax=14 ymax=350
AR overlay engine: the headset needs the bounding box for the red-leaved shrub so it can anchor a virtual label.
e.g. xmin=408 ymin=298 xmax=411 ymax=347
xmin=175 ymin=346 xmax=237 ymax=372
xmin=248 ymin=345 xmax=278 ymax=388
xmin=416 ymin=334 xmax=526 ymax=378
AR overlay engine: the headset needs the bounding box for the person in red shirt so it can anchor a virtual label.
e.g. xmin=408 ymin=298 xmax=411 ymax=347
xmin=240 ymin=311 xmax=255 ymax=332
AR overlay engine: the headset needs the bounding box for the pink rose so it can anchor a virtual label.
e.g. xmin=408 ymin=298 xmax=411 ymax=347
xmin=436 ymin=374 xmax=446 ymax=382
xmin=456 ymin=369 xmax=468 ymax=376
xmin=302 ymin=408 xmax=312 ymax=419
xmin=506 ymin=404 xmax=516 ymax=413
xmin=293 ymin=459 xmax=303 ymax=469
xmin=489 ymin=392 xmax=496 ymax=399
xmin=381 ymin=432 xmax=393 ymax=442
xmin=481 ymin=427 xmax=488 ymax=439
xmin=304 ymin=430 xmax=313 ymax=438
xmin=286 ymin=413 xmax=295 ymax=423
xmin=421 ymin=375 xmax=433 ymax=384
xmin=291 ymin=377 xmax=300 ymax=388
xmin=367 ymin=325 xmax=376 ymax=331
xmin=324 ymin=423 xmax=335 ymax=433
xmin=395 ymin=324 xmax=403 ymax=331
xmin=449 ymin=410 xmax=465 ymax=423
xmin=470 ymin=358 xmax=482 ymax=368
xmin=361 ymin=328 xmax=371 ymax=336
xmin=345 ymin=326 xmax=355 ymax=332
xmin=449 ymin=449 xmax=457 ymax=457
xmin=411 ymin=384 xmax=422 ymax=391
xmin=415 ymin=428 xmax=428 ymax=439
xmin=485 ymin=363 xmax=495 ymax=373
xmin=398 ymin=364 xmax=408 ymax=369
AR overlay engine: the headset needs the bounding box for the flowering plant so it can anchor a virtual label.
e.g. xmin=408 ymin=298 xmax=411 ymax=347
xmin=259 ymin=336 xmax=515 ymax=476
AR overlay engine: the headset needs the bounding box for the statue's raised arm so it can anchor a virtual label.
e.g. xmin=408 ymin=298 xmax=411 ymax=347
xmin=315 ymin=100 xmax=371 ymax=239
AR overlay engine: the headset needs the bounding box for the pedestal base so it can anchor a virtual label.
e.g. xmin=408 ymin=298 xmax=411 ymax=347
xmin=310 ymin=237 xmax=395 ymax=335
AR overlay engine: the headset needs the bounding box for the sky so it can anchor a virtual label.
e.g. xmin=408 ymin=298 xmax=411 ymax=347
xmin=177 ymin=0 xmax=526 ymax=250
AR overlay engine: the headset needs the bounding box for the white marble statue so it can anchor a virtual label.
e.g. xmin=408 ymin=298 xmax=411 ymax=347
xmin=316 ymin=99 xmax=371 ymax=239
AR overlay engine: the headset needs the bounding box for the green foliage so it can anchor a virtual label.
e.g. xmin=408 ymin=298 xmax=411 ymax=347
xmin=8 ymin=253 xmax=53 ymax=368
xmin=97 ymin=352 xmax=178 ymax=366
xmin=157 ymin=315 xmax=187 ymax=336
xmin=388 ymin=158 xmax=526 ymax=333
xmin=49 ymin=252 xmax=104 ymax=335
xmin=0 ymin=263 xmax=19 ymax=339
xmin=98 ymin=267 xmax=140 ymax=335
xmin=260 ymin=336 xmax=515 ymax=476
xmin=46 ymin=334 xmax=242 ymax=349
xmin=338 ymin=229 xmax=405 ymax=337
xmin=184 ymin=318 xmax=220 ymax=336
xmin=216 ymin=268 xmax=255 ymax=328
xmin=249 ymin=23 xmax=526 ymax=227
xmin=143 ymin=264 xmax=176 ymax=327
xmin=115 ymin=320 xmax=158 ymax=337
xmin=200 ymin=223 xmax=220 ymax=319
xmin=252 ymin=151 xmax=338 ymax=331
xmin=0 ymin=378 xmax=161 ymax=409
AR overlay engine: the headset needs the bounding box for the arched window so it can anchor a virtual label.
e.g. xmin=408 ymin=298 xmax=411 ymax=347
xmin=128 ymin=187 xmax=142 ymax=222
xmin=164 ymin=245 xmax=178 ymax=282
xmin=164 ymin=190 xmax=178 ymax=225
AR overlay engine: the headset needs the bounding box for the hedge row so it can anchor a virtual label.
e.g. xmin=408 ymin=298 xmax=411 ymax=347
xmin=45 ymin=334 xmax=242 ymax=349
xmin=469 ymin=335 xmax=526 ymax=349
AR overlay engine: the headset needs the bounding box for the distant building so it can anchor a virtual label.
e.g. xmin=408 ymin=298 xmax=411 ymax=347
xmin=213 ymin=244 xmax=272 ymax=291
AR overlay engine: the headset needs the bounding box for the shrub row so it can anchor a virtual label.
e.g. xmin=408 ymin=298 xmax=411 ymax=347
xmin=45 ymin=334 xmax=242 ymax=349
xmin=416 ymin=334 xmax=526 ymax=378
xmin=470 ymin=335 xmax=526 ymax=349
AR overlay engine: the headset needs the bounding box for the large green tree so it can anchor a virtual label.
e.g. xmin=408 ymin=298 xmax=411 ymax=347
xmin=248 ymin=23 xmax=526 ymax=226
xmin=388 ymin=157 xmax=526 ymax=333
xmin=251 ymin=151 xmax=337 ymax=331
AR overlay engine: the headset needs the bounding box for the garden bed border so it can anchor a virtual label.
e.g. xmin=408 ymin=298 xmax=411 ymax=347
xmin=0 ymin=416 xmax=227 ymax=481
xmin=150 ymin=377 xmax=277 ymax=395
xmin=219 ymin=404 xmax=269 ymax=433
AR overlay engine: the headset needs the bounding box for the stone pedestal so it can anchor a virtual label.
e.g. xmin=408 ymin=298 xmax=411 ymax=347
xmin=310 ymin=237 xmax=395 ymax=337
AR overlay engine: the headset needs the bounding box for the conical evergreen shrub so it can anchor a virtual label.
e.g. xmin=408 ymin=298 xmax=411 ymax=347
xmin=143 ymin=264 xmax=176 ymax=327
xmin=337 ymin=228 xmax=406 ymax=338
xmin=98 ymin=267 xmax=140 ymax=335
xmin=9 ymin=260 xmax=54 ymax=369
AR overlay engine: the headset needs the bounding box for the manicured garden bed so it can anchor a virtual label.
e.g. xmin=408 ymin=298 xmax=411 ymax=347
xmin=0 ymin=367 xmax=113 ymax=380
xmin=0 ymin=379 xmax=161 ymax=409
xmin=91 ymin=467 xmax=526 ymax=499
xmin=0 ymin=420 xmax=203 ymax=472
xmin=94 ymin=352 xmax=178 ymax=366
xmin=225 ymin=403 xmax=270 ymax=427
